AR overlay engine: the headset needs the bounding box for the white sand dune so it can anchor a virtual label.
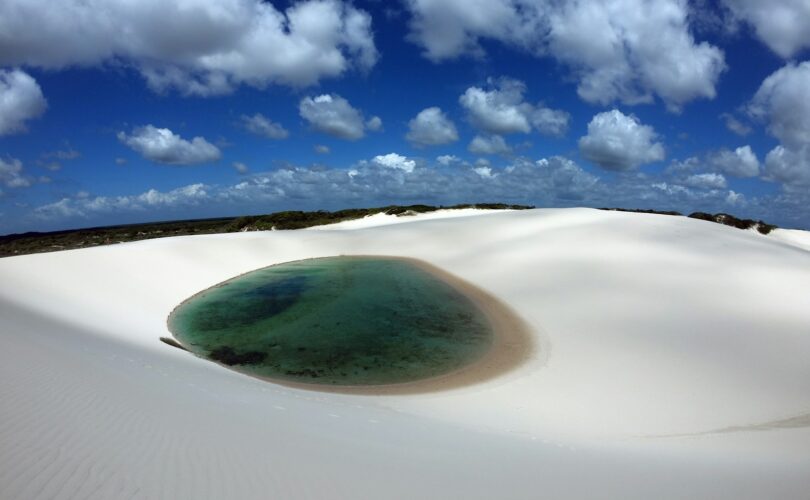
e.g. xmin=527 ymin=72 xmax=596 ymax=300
xmin=769 ymin=227 xmax=810 ymax=253
xmin=1 ymin=208 xmax=809 ymax=499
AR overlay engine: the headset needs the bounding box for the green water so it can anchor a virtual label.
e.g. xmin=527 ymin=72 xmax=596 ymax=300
xmin=168 ymin=257 xmax=494 ymax=386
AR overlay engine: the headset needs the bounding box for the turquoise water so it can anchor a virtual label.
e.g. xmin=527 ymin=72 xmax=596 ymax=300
xmin=168 ymin=257 xmax=494 ymax=386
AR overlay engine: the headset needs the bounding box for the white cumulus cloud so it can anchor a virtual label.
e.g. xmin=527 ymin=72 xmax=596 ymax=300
xmin=578 ymin=110 xmax=665 ymax=171
xmin=35 ymin=183 xmax=209 ymax=220
xmin=726 ymin=190 xmax=745 ymax=206
xmin=30 ymin=152 xmax=796 ymax=232
xmin=240 ymin=113 xmax=288 ymax=139
xmin=721 ymin=113 xmax=752 ymax=136
xmin=763 ymin=145 xmax=810 ymax=186
xmin=0 ymin=157 xmax=32 ymax=188
xmin=118 ymin=125 xmax=222 ymax=165
xmin=708 ymin=146 xmax=760 ymax=178
xmin=406 ymin=0 xmax=725 ymax=110
xmin=299 ymin=94 xmax=369 ymax=140
xmin=365 ymin=116 xmax=383 ymax=132
xmin=0 ymin=69 xmax=47 ymax=135
xmin=530 ymin=106 xmax=571 ymax=137
xmin=750 ymin=62 xmax=810 ymax=149
xmin=406 ymin=107 xmax=459 ymax=147
xmin=0 ymin=0 xmax=377 ymax=96
xmin=30 ymin=155 xmax=605 ymax=228
xmin=535 ymin=156 xmax=600 ymax=200
xmin=371 ymin=153 xmax=416 ymax=173
xmin=468 ymin=134 xmax=512 ymax=155
xmin=682 ymin=172 xmax=727 ymax=190
xmin=459 ymin=78 xmax=569 ymax=136
xmin=473 ymin=165 xmax=494 ymax=178
xmin=460 ymin=79 xmax=531 ymax=134
xmin=749 ymin=62 xmax=810 ymax=185
xmin=722 ymin=0 xmax=810 ymax=58
xmin=436 ymin=155 xmax=460 ymax=166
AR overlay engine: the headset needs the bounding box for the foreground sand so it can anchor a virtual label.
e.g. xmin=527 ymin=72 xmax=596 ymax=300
xmin=1 ymin=208 xmax=809 ymax=499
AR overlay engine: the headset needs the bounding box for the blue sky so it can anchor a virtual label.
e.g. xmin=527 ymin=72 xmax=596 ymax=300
xmin=1 ymin=0 xmax=810 ymax=234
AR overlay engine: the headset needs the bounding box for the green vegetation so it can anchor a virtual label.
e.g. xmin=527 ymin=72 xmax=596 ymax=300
xmin=687 ymin=212 xmax=777 ymax=235
xmin=600 ymin=207 xmax=778 ymax=234
xmin=0 ymin=203 xmax=532 ymax=258
xmin=599 ymin=207 xmax=683 ymax=217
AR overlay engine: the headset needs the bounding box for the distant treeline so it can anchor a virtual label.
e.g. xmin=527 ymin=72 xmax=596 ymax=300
xmin=599 ymin=208 xmax=778 ymax=235
xmin=0 ymin=203 xmax=532 ymax=258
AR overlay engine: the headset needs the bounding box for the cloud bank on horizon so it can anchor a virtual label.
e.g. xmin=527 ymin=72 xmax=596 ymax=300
xmin=1 ymin=0 xmax=810 ymax=233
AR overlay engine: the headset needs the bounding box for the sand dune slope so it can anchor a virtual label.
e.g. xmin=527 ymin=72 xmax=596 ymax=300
xmin=1 ymin=208 xmax=809 ymax=499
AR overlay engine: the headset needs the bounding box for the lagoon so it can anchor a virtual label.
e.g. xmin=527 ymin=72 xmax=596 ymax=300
xmin=168 ymin=256 xmax=498 ymax=388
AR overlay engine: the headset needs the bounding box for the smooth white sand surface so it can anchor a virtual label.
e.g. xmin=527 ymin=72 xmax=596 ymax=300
xmin=769 ymin=227 xmax=810 ymax=253
xmin=1 ymin=208 xmax=810 ymax=499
